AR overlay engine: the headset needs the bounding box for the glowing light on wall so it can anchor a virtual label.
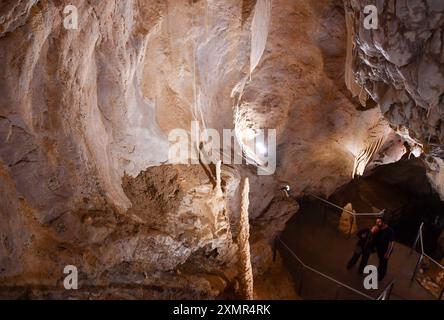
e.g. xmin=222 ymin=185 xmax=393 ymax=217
xmin=411 ymin=145 xmax=422 ymax=158
xmin=256 ymin=141 xmax=267 ymax=155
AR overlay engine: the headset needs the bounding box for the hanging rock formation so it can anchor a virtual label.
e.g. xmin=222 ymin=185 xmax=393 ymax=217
xmin=344 ymin=0 xmax=444 ymax=198
xmin=1 ymin=0 xmax=443 ymax=299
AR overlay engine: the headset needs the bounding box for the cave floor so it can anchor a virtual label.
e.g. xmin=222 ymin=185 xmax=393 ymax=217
xmin=279 ymin=200 xmax=436 ymax=300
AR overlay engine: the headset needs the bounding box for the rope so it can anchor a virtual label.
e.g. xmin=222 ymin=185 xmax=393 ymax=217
xmin=308 ymin=193 xmax=385 ymax=217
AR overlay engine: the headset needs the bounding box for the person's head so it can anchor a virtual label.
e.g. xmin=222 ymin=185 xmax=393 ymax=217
xmin=376 ymin=216 xmax=385 ymax=228
xmin=371 ymin=225 xmax=379 ymax=233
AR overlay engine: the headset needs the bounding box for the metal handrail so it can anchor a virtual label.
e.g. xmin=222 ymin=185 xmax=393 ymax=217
xmin=419 ymin=223 xmax=425 ymax=254
xmin=422 ymin=253 xmax=444 ymax=271
xmin=276 ymin=235 xmax=376 ymax=300
xmin=376 ymin=280 xmax=395 ymax=300
xmin=410 ymin=222 xmax=444 ymax=300
xmin=308 ymin=193 xmax=385 ymax=217
xmin=415 ymin=223 xmax=444 ymax=270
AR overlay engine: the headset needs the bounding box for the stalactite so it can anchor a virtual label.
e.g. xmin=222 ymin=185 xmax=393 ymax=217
xmin=250 ymin=0 xmax=272 ymax=74
xmin=237 ymin=177 xmax=254 ymax=300
xmin=352 ymin=119 xmax=390 ymax=178
xmin=344 ymin=10 xmax=361 ymax=100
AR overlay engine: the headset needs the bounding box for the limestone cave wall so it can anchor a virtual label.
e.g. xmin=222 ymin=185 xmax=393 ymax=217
xmin=0 ymin=0 xmax=442 ymax=299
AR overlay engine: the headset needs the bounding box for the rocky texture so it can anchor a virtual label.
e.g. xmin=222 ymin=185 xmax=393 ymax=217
xmin=417 ymin=257 xmax=444 ymax=299
xmin=338 ymin=203 xmax=358 ymax=235
xmin=237 ymin=178 xmax=254 ymax=299
xmin=0 ymin=163 xmax=240 ymax=299
xmin=2 ymin=0 xmax=439 ymax=299
xmin=236 ymin=0 xmax=390 ymax=199
xmin=345 ymin=0 xmax=444 ymax=198
xmin=251 ymin=240 xmax=299 ymax=300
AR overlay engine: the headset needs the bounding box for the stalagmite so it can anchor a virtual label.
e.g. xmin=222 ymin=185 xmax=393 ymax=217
xmin=237 ymin=178 xmax=254 ymax=300
xmin=338 ymin=203 xmax=357 ymax=236
xmin=215 ymin=160 xmax=223 ymax=196
xmin=1 ymin=0 xmax=443 ymax=301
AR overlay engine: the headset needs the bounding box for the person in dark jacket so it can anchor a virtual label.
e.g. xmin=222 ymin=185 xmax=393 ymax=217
xmin=374 ymin=217 xmax=395 ymax=281
xmin=347 ymin=225 xmax=379 ymax=274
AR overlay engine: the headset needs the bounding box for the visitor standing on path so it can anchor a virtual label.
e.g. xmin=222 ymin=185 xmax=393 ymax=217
xmin=374 ymin=217 xmax=395 ymax=281
xmin=347 ymin=225 xmax=379 ymax=274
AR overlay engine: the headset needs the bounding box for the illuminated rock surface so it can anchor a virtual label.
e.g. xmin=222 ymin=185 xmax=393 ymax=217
xmin=0 ymin=0 xmax=442 ymax=299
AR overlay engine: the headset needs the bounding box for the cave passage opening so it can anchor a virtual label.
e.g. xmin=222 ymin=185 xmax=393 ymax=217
xmin=276 ymin=157 xmax=444 ymax=300
xmin=328 ymin=157 xmax=444 ymax=260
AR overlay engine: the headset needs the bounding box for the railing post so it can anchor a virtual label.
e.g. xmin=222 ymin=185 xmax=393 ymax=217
xmin=410 ymin=254 xmax=424 ymax=283
xmin=273 ymin=236 xmax=278 ymax=262
xmin=378 ymin=291 xmax=386 ymax=300
xmin=376 ymin=290 xmax=383 ymax=300
xmin=410 ymin=223 xmax=422 ymax=255
xmin=377 ymin=281 xmax=394 ymax=300
xmin=377 ymin=283 xmax=388 ymax=300
xmin=386 ymin=282 xmax=394 ymax=300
